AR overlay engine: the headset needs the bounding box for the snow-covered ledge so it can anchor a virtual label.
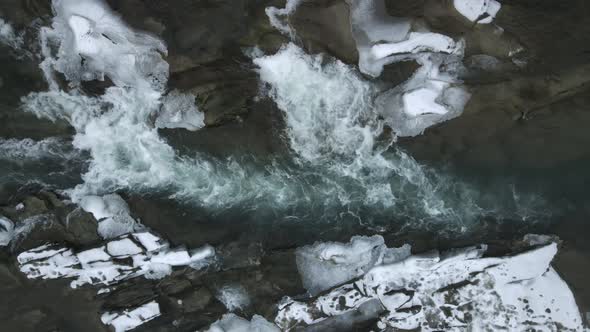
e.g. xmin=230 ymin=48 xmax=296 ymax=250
xmin=277 ymin=236 xmax=584 ymax=331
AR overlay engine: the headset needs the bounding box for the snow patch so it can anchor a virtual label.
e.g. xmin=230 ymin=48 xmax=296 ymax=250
xmin=18 ymin=231 xmax=215 ymax=288
xmin=101 ymin=301 xmax=160 ymax=332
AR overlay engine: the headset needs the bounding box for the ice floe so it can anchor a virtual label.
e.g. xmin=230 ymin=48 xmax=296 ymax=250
xmin=277 ymin=238 xmax=584 ymax=331
xmin=453 ymin=0 xmax=501 ymax=24
xmin=101 ymin=300 xmax=161 ymax=332
xmin=18 ymin=231 xmax=215 ymax=288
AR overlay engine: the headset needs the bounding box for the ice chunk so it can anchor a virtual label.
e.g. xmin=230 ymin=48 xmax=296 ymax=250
xmin=295 ymin=235 xmax=410 ymax=295
xmin=216 ymin=285 xmax=251 ymax=312
xmin=347 ymin=0 xmax=412 ymax=77
xmin=79 ymin=194 xmax=138 ymax=239
xmin=42 ymin=0 xmax=168 ymax=91
xmin=207 ymin=314 xmax=280 ymax=332
xmin=155 ymin=90 xmax=204 ymax=131
xmin=0 ymin=216 xmax=14 ymax=246
xmin=453 ymin=0 xmax=501 ymax=24
xmin=101 ymin=301 xmax=160 ymax=332
xmin=143 ymin=263 xmax=172 ymax=280
xmin=371 ymin=33 xmax=458 ymax=59
xmin=402 ymin=87 xmax=450 ymax=116
xmin=150 ymin=248 xmax=192 ymax=266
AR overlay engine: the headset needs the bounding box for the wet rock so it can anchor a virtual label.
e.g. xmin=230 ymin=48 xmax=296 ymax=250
xmin=400 ymin=64 xmax=590 ymax=169
xmin=290 ymin=0 xmax=359 ymax=64
xmin=169 ymin=58 xmax=258 ymax=127
xmin=63 ymin=208 xmax=101 ymax=247
xmin=174 ymin=286 xmax=213 ymax=313
xmin=217 ymin=241 xmax=264 ymax=270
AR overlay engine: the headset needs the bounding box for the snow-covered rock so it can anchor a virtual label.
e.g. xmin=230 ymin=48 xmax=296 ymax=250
xmin=17 ymin=231 xmax=215 ymax=288
xmin=101 ymin=301 xmax=160 ymax=332
xmin=278 ymin=241 xmax=584 ymax=331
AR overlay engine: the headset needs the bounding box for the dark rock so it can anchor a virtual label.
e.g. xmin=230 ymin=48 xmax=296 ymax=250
xmin=218 ymin=241 xmax=264 ymax=270
xmin=290 ymin=0 xmax=359 ymax=64
xmin=169 ymin=58 xmax=258 ymax=127
xmin=62 ymin=208 xmax=101 ymax=247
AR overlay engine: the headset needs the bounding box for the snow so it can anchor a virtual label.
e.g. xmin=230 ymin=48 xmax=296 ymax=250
xmin=277 ymin=238 xmax=584 ymax=331
xmin=132 ymin=232 xmax=165 ymax=252
xmin=101 ymin=301 xmax=161 ymax=332
xmin=0 ymin=216 xmax=14 ymax=246
xmin=18 ymin=232 xmax=216 ymax=288
xmin=453 ymin=0 xmax=501 ymax=24
xmin=106 ymin=238 xmax=143 ymax=257
xmin=207 ymin=314 xmax=280 ymax=332
xmin=76 ymin=247 xmax=111 ymax=265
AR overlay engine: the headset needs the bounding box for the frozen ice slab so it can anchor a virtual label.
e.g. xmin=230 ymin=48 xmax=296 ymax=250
xmin=101 ymin=301 xmax=160 ymax=332
xmin=295 ymin=235 xmax=410 ymax=295
xmin=278 ymin=242 xmax=584 ymax=331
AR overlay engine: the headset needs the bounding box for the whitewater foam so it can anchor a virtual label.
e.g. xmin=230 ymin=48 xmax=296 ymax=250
xmin=16 ymin=0 xmax=550 ymax=230
xmin=0 ymin=18 xmax=23 ymax=49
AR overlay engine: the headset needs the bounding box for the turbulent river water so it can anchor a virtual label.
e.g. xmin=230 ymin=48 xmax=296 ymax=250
xmin=0 ymin=0 xmax=586 ymax=246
